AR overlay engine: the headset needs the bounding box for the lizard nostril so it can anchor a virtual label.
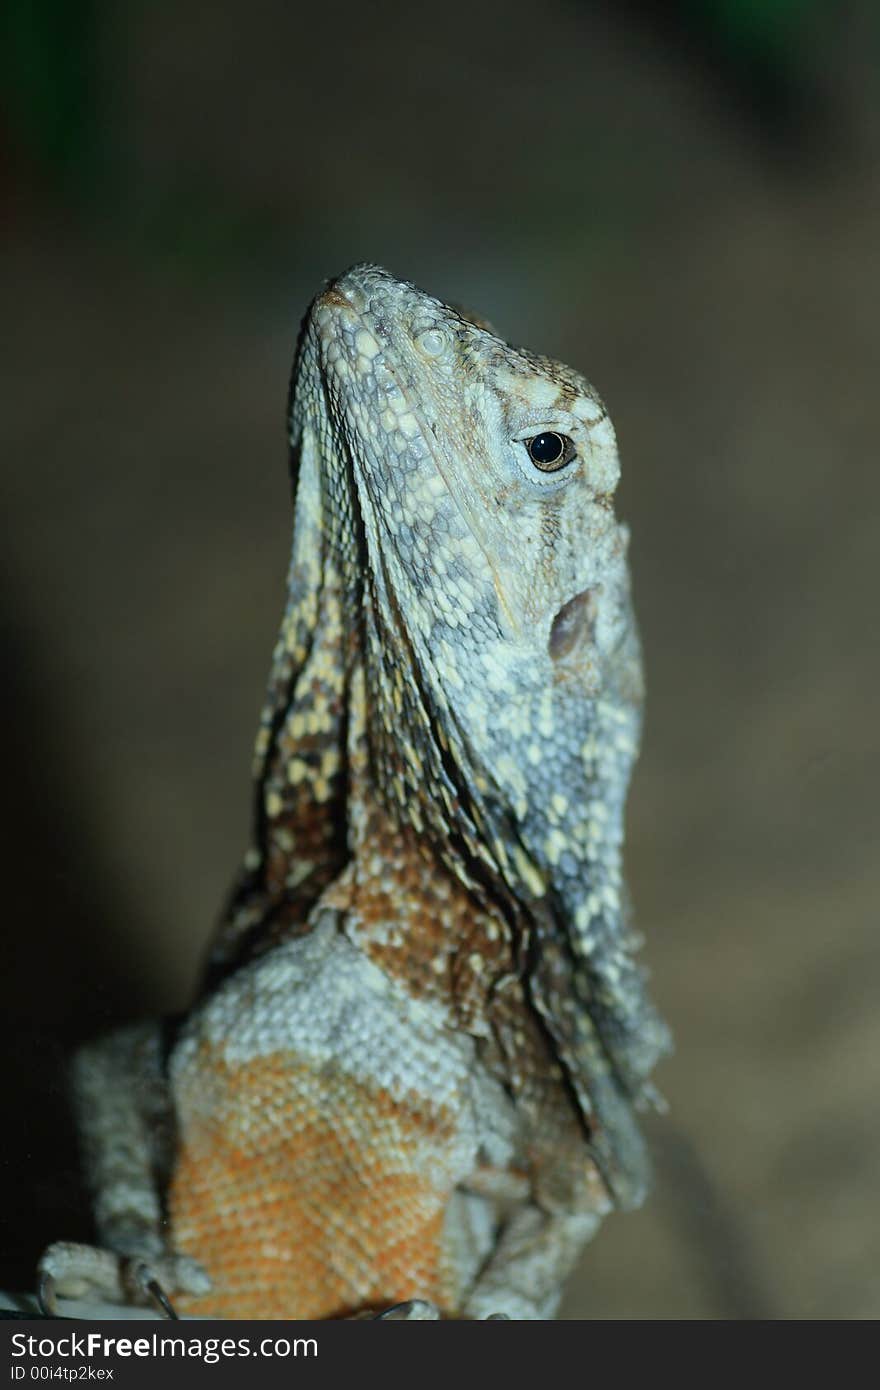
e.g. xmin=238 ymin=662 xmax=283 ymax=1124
xmin=548 ymin=588 xmax=598 ymax=662
xmin=316 ymin=286 xmax=355 ymax=313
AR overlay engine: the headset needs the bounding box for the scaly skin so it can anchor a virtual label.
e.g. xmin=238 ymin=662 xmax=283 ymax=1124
xmin=39 ymin=266 xmax=670 ymax=1320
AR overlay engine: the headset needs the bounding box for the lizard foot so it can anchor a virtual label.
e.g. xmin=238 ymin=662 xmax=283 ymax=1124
xmin=37 ymin=1242 xmax=211 ymax=1318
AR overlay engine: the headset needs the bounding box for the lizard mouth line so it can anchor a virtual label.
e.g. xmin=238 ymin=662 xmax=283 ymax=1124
xmin=315 ymin=296 xmax=518 ymax=639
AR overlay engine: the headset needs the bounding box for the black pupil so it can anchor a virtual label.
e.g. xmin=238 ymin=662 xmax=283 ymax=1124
xmin=529 ymin=433 xmax=564 ymax=466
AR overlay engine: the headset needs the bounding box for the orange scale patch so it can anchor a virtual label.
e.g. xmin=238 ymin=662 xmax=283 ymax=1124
xmin=169 ymin=1048 xmax=458 ymax=1319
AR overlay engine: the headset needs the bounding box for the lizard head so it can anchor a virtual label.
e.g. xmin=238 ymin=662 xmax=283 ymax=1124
xmin=309 ymin=263 xmax=636 ymax=697
xmin=301 ymin=264 xmax=645 ymax=851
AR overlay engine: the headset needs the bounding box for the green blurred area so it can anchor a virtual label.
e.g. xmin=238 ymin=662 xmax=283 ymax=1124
xmin=693 ymin=0 xmax=826 ymax=58
xmin=0 ymin=0 xmax=863 ymax=257
xmin=2 ymin=0 xmax=105 ymax=194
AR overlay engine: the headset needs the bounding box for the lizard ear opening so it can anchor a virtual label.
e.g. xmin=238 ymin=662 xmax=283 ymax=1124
xmin=548 ymin=588 xmax=597 ymax=663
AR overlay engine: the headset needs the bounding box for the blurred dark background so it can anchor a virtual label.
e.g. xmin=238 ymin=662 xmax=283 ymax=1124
xmin=2 ymin=0 xmax=878 ymax=1319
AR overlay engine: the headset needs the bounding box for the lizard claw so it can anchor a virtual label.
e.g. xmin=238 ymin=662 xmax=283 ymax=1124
xmin=375 ymin=1300 xmax=441 ymax=1320
xmin=129 ymin=1263 xmax=179 ymax=1320
xmin=37 ymin=1271 xmax=59 ymax=1318
xmin=374 ymin=1300 xmax=509 ymax=1321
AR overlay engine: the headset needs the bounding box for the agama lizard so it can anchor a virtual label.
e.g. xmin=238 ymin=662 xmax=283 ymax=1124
xmin=38 ymin=265 xmax=671 ymax=1320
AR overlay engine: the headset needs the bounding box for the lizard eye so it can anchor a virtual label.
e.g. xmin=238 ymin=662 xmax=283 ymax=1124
xmin=414 ymin=326 xmax=449 ymax=359
xmin=524 ymin=432 xmax=576 ymax=472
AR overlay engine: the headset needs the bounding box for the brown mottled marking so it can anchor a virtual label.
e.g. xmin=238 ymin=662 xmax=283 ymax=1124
xmin=336 ymin=810 xmax=514 ymax=1025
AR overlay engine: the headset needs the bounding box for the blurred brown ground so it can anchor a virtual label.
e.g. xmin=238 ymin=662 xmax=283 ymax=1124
xmin=2 ymin=0 xmax=878 ymax=1318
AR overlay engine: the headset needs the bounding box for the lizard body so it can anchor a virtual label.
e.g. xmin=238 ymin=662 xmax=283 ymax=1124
xmin=39 ymin=266 xmax=670 ymax=1319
